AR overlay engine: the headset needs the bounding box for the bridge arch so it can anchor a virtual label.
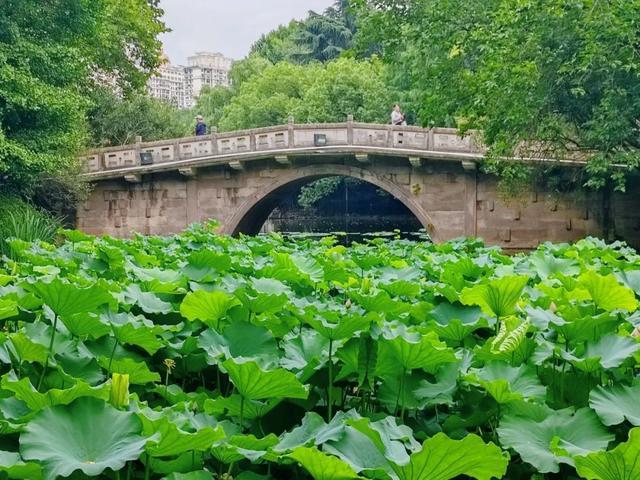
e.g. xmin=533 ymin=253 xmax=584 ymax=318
xmin=220 ymin=164 xmax=440 ymax=241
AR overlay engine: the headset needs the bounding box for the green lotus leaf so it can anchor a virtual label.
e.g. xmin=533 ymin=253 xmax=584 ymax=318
xmin=0 ymin=298 xmax=18 ymax=321
xmin=460 ymin=276 xmax=528 ymax=318
xmin=59 ymin=312 xmax=110 ymax=339
xmin=350 ymin=290 xmax=409 ymax=315
xmin=98 ymin=357 xmax=160 ymax=384
xmin=413 ymin=362 xmax=460 ymax=407
xmin=106 ymin=312 xmax=166 ymax=355
xmin=589 ymin=383 xmax=640 ymax=426
xmin=305 ymin=311 xmax=372 ymax=341
xmin=204 ymin=395 xmax=275 ymax=421
xmin=428 ymin=302 xmax=487 ymax=341
xmin=26 ymin=279 xmax=113 ymax=317
xmin=616 ymin=270 xmax=640 ymax=295
xmin=275 ymin=412 xmax=328 ymax=452
xmin=222 ymin=359 xmax=309 ymax=401
xmin=392 ymin=433 xmax=509 ymax=480
xmin=59 ymin=229 xmax=93 ymax=243
xmin=577 ymin=271 xmax=638 ymax=312
xmin=1 ymin=372 xmax=109 ymax=412
xmin=8 ymin=332 xmax=48 ymax=364
xmin=180 ymin=289 xmax=240 ymax=328
xmin=211 ymin=434 xmax=279 ymax=464
xmin=20 ymin=397 xmax=147 ymax=479
xmin=198 ymin=321 xmax=279 ymax=367
xmin=286 ymin=447 xmax=362 ymax=480
xmin=322 ymin=425 xmax=394 ymax=477
xmin=574 ymin=427 xmax=640 ymax=480
xmin=561 ymin=334 xmax=640 ymax=372
xmin=163 ymin=472 xmax=213 ymax=480
xmin=183 ymin=250 xmax=232 ymax=281
xmin=378 ymin=327 xmax=456 ymax=373
xmin=465 ymin=361 xmax=546 ymax=404
xmin=121 ymin=284 xmax=173 ymax=314
xmin=325 ymin=416 xmax=421 ymax=474
xmin=0 ymin=450 xmax=43 ymax=479
xmin=281 ymin=328 xmax=329 ymax=374
xmin=235 ymin=277 xmax=291 ymax=314
xmin=144 ymin=417 xmax=225 ymax=457
xmin=529 ymin=252 xmax=580 ymax=279
xmin=497 ymin=403 xmax=613 ymax=473
xmin=57 ymin=351 xmax=105 ymax=385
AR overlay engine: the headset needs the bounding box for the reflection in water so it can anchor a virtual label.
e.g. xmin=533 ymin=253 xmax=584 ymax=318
xmin=265 ymin=230 xmax=431 ymax=246
xmin=258 ymin=176 xmax=425 ymax=239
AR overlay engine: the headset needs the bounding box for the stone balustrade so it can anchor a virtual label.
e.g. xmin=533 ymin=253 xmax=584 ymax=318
xmin=80 ymin=117 xmax=488 ymax=180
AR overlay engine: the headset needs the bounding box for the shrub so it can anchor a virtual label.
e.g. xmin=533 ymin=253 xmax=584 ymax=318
xmin=0 ymin=196 xmax=61 ymax=256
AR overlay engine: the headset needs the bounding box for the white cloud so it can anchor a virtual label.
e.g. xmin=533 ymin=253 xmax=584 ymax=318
xmin=159 ymin=0 xmax=335 ymax=64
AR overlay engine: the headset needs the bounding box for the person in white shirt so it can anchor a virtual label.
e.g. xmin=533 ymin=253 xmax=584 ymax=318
xmin=391 ymin=104 xmax=406 ymax=126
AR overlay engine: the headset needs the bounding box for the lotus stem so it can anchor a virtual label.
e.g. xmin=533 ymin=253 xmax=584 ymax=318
xmin=108 ymin=339 xmax=119 ymax=374
xmin=37 ymin=314 xmax=58 ymax=391
xmin=144 ymin=454 xmax=150 ymax=480
xmin=239 ymin=395 xmax=245 ymax=428
xmin=399 ymin=369 xmax=406 ymax=421
xmin=328 ymin=338 xmax=334 ymax=421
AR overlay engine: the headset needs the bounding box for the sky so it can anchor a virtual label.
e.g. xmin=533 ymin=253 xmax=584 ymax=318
xmin=159 ymin=0 xmax=335 ymax=64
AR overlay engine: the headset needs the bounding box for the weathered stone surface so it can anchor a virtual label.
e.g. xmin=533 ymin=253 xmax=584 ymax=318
xmin=76 ymin=122 xmax=640 ymax=250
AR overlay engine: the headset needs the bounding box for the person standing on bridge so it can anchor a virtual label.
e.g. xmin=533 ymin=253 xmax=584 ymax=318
xmin=195 ymin=115 xmax=207 ymax=136
xmin=391 ymin=104 xmax=407 ymax=126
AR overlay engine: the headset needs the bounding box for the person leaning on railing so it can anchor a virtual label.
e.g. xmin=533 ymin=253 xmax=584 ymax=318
xmin=391 ymin=104 xmax=407 ymax=126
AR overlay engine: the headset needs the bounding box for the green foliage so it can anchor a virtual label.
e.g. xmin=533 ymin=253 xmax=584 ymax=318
xmin=0 ymin=0 xmax=165 ymax=197
xmin=250 ymin=1 xmax=356 ymax=64
xmin=0 ymin=229 xmax=637 ymax=478
xmin=218 ymin=58 xmax=393 ymax=131
xmin=355 ymin=0 xmax=640 ymax=190
xmin=574 ymin=427 xmax=640 ymax=480
xmin=0 ymin=197 xmax=60 ymax=256
xmin=87 ymin=88 xmax=192 ymax=147
xmin=20 ymin=397 xmax=146 ymax=479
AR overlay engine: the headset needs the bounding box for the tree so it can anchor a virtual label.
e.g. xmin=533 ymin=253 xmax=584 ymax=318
xmin=219 ymin=63 xmax=320 ymax=131
xmin=87 ymin=89 xmax=191 ymax=147
xmin=355 ymin=0 xmax=640 ymax=191
xmin=249 ymin=1 xmax=357 ymax=65
xmin=291 ymin=1 xmax=356 ymax=63
xmin=194 ymin=86 xmax=236 ymax=132
xmin=218 ymin=58 xmax=392 ymax=132
xmin=250 ymin=22 xmax=305 ymax=64
xmin=0 ymin=0 xmax=166 ymax=198
xmin=294 ymin=57 xmax=393 ymax=124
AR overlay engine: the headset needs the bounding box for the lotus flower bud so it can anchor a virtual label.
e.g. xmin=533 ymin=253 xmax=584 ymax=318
xmin=110 ymin=373 xmax=130 ymax=408
xmin=361 ymin=277 xmax=372 ymax=294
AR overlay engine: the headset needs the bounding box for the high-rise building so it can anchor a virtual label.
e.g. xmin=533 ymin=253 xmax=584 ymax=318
xmin=183 ymin=52 xmax=234 ymax=108
xmin=147 ymin=60 xmax=186 ymax=108
xmin=147 ymin=52 xmax=233 ymax=109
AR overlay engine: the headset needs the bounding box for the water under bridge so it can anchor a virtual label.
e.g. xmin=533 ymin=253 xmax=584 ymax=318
xmin=78 ymin=118 xmax=640 ymax=250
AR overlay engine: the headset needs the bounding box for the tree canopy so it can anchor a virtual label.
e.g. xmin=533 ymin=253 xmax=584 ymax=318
xmin=211 ymin=58 xmax=393 ymax=132
xmin=355 ymin=0 xmax=640 ymax=191
xmin=0 ymin=0 xmax=166 ymax=197
xmin=249 ymin=0 xmax=356 ymax=64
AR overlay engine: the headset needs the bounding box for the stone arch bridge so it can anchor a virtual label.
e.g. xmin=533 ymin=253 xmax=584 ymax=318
xmin=78 ymin=119 xmax=640 ymax=250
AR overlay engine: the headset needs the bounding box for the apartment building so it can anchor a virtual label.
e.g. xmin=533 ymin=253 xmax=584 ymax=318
xmin=147 ymin=52 xmax=233 ymax=109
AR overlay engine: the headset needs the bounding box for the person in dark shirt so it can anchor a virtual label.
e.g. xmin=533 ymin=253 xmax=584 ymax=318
xmin=195 ymin=115 xmax=207 ymax=136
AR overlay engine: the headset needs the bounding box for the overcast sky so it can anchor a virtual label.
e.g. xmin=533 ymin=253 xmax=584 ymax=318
xmin=159 ymin=0 xmax=334 ymax=64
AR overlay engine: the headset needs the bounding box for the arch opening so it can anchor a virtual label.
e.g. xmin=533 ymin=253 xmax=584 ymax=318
xmin=223 ymin=165 xmax=437 ymax=240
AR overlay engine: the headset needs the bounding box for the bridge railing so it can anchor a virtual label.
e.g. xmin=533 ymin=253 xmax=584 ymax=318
xmin=80 ymin=118 xmax=485 ymax=175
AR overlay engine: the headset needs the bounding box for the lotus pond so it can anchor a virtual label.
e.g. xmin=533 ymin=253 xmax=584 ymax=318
xmin=0 ymin=223 xmax=639 ymax=480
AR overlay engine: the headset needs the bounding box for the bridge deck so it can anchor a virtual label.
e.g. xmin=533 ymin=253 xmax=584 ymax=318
xmin=80 ymin=121 xmax=586 ymax=181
